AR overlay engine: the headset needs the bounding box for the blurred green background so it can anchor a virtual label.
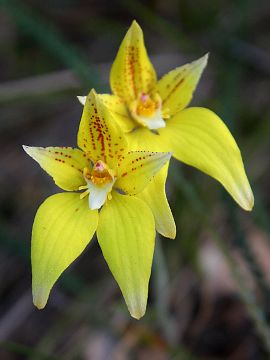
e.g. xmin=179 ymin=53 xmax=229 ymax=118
xmin=0 ymin=0 xmax=269 ymax=359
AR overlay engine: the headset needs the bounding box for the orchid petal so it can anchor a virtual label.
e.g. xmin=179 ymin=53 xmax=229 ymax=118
xmin=110 ymin=20 xmax=157 ymax=103
xmin=159 ymin=107 xmax=254 ymax=210
xmin=77 ymin=95 xmax=87 ymax=105
xmin=97 ymin=191 xmax=155 ymax=319
xmin=123 ymin=127 xmax=163 ymax=152
xmin=116 ymin=150 xmax=171 ymax=195
xmin=99 ymin=94 xmax=135 ymax=133
xmin=32 ymin=193 xmax=98 ymax=309
xmin=87 ymin=179 xmax=115 ymax=210
xmin=157 ymin=54 xmax=208 ymax=116
xmin=136 ymin=163 xmax=176 ymax=238
xmin=78 ymin=94 xmax=135 ymax=133
xmin=23 ymin=146 xmax=89 ymax=191
xmin=77 ymin=90 xmax=128 ymax=169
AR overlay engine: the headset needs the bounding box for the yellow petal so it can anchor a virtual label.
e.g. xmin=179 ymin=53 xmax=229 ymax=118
xmin=32 ymin=193 xmax=98 ymax=309
xmin=136 ymin=163 xmax=176 ymax=239
xmin=159 ymin=107 xmax=254 ymax=211
xmin=126 ymin=127 xmax=164 ymax=152
xmin=116 ymin=150 xmax=171 ymax=195
xmin=23 ymin=146 xmax=89 ymax=191
xmin=77 ymin=90 xmax=128 ymax=169
xmin=97 ymin=191 xmax=155 ymax=319
xmin=99 ymin=94 xmax=136 ymax=133
xmin=78 ymin=93 xmax=136 ymax=133
xmin=110 ymin=20 xmax=157 ymax=103
xmin=156 ymin=54 xmax=208 ymax=116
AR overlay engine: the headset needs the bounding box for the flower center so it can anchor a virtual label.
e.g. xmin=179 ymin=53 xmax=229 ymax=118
xmin=87 ymin=160 xmax=114 ymax=186
xmin=80 ymin=160 xmax=115 ymax=210
xmin=136 ymin=93 xmax=157 ymax=117
xmin=129 ymin=92 xmax=166 ymax=130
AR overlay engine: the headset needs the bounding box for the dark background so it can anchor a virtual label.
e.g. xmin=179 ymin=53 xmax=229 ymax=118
xmin=0 ymin=0 xmax=269 ymax=359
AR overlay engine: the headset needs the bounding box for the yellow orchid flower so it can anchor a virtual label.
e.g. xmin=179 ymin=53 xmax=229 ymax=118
xmin=23 ymin=90 xmax=172 ymax=319
xmin=79 ymin=21 xmax=254 ymax=211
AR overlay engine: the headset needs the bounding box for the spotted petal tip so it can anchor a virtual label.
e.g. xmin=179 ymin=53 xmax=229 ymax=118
xmin=110 ymin=19 xmax=157 ymax=103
